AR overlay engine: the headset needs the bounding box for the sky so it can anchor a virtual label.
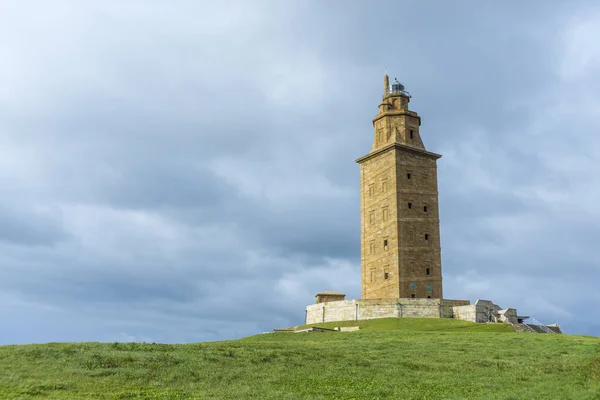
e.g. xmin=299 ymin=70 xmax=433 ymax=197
xmin=1 ymin=1 xmax=600 ymax=345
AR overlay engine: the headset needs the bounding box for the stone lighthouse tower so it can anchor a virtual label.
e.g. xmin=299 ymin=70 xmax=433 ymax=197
xmin=355 ymin=76 xmax=443 ymax=299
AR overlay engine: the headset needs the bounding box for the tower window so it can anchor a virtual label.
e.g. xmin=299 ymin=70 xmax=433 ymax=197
xmin=382 ymin=206 xmax=389 ymax=221
xmin=409 ymin=130 xmax=414 ymax=139
xmin=426 ymin=268 xmax=431 ymax=276
xmin=407 ymin=173 xmax=411 ymax=180
xmin=408 ymin=202 xmax=412 ymax=209
xmin=384 ymin=272 xmax=389 ymax=280
xmin=425 ymin=234 xmax=429 ymax=241
xmin=383 ymin=239 xmax=388 ymax=248
xmin=424 ymin=206 xmax=428 ymax=212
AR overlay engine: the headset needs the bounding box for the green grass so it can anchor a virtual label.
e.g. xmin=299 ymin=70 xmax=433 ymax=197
xmin=1 ymin=318 xmax=598 ymax=399
xmin=292 ymin=316 xmax=517 ymax=332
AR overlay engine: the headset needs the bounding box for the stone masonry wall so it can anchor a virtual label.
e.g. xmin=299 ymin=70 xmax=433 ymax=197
xmin=452 ymin=305 xmax=477 ymax=322
xmin=359 ymin=149 xmax=400 ymax=299
xmin=452 ymin=300 xmax=503 ymax=323
xmin=316 ymin=294 xmax=346 ymax=304
xmin=357 ymin=90 xmax=444 ymax=301
xmin=473 ymin=300 xmax=500 ymax=323
xmin=440 ymin=299 xmax=471 ymax=318
xmin=305 ymin=298 xmax=470 ymax=325
xmin=498 ymin=308 xmax=518 ymax=324
xmin=306 ymin=300 xmax=357 ymax=324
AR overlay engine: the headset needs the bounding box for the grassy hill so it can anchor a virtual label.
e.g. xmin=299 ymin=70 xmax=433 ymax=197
xmin=1 ymin=318 xmax=598 ymax=399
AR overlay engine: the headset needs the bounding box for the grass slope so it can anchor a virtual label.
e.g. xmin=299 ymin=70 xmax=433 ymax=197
xmin=0 ymin=318 xmax=598 ymax=399
xmin=291 ymin=317 xmax=517 ymax=332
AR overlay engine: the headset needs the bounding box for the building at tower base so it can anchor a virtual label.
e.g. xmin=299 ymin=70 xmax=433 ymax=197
xmin=307 ymin=298 xmax=517 ymax=325
xmin=304 ymin=297 xmax=561 ymax=333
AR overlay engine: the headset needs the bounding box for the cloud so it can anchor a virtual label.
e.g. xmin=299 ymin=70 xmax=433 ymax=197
xmin=0 ymin=202 xmax=67 ymax=246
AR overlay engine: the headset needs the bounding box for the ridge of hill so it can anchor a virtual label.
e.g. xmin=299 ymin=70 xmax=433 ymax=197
xmin=281 ymin=316 xmax=517 ymax=333
xmin=1 ymin=318 xmax=598 ymax=399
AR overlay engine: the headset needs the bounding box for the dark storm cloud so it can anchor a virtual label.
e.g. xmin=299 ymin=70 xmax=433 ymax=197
xmin=0 ymin=0 xmax=599 ymax=344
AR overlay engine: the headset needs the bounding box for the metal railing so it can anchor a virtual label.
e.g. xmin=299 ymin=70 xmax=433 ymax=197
xmin=528 ymin=317 xmax=556 ymax=334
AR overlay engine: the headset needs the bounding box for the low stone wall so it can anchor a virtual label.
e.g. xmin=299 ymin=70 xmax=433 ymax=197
xmin=305 ymin=298 xmax=470 ymax=325
xmin=304 ymin=298 xmax=555 ymax=332
xmin=452 ymin=304 xmax=477 ymax=322
xmin=441 ymin=299 xmax=471 ymax=318
xmin=498 ymin=308 xmax=517 ymax=324
xmin=305 ymin=300 xmax=357 ymax=324
xmin=452 ymin=300 xmax=511 ymax=323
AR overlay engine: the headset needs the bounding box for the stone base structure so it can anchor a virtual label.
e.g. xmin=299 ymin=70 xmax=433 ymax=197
xmin=304 ymin=298 xmax=559 ymax=333
xmin=315 ymin=290 xmax=346 ymax=304
xmin=306 ymin=298 xmax=468 ymax=324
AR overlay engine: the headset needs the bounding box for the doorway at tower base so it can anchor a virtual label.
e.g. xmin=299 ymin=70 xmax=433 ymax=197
xmin=304 ymin=298 xmax=526 ymax=325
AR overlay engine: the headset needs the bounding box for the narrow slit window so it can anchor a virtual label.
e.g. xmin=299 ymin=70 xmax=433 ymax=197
xmin=408 ymin=202 xmax=412 ymax=209
xmin=384 ymin=272 xmax=389 ymax=280
xmin=425 ymin=234 xmax=429 ymax=241
xmin=407 ymin=173 xmax=411 ymax=180
xmin=409 ymin=129 xmax=414 ymax=139
xmin=424 ymin=206 xmax=428 ymax=212
xmin=383 ymin=239 xmax=388 ymax=247
xmin=426 ymin=268 xmax=431 ymax=276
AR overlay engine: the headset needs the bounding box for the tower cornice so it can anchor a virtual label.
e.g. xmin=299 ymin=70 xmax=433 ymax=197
xmin=372 ymin=111 xmax=421 ymax=126
xmin=355 ymin=142 xmax=442 ymax=165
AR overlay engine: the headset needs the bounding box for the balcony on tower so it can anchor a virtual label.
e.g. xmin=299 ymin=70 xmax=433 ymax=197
xmin=384 ymin=78 xmax=411 ymax=99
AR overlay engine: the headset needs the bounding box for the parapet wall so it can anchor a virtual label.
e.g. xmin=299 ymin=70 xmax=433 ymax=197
xmin=302 ymin=298 xmax=556 ymax=332
xmin=452 ymin=300 xmax=519 ymax=324
xmin=305 ymin=298 xmax=470 ymax=325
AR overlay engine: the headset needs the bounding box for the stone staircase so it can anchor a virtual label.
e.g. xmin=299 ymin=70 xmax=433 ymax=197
xmin=513 ymin=323 xmax=537 ymax=333
xmin=512 ymin=318 xmax=562 ymax=334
